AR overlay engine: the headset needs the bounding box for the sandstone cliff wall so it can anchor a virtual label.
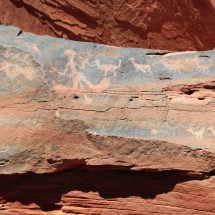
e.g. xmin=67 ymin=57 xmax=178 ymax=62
xmin=0 ymin=25 xmax=215 ymax=214
xmin=0 ymin=0 xmax=215 ymax=51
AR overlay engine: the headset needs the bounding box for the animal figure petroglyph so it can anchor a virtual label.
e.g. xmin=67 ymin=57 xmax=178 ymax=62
xmin=193 ymin=57 xmax=211 ymax=73
xmin=0 ymin=61 xmax=35 ymax=80
xmin=187 ymin=125 xmax=215 ymax=142
xmin=160 ymin=58 xmax=183 ymax=73
xmin=129 ymin=57 xmax=151 ymax=73
xmin=187 ymin=126 xmax=205 ymax=142
xmin=207 ymin=125 xmax=215 ymax=138
xmin=160 ymin=55 xmax=215 ymax=74
xmin=95 ymin=59 xmax=121 ymax=77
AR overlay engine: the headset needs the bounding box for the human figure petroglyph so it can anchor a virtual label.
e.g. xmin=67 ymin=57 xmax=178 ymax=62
xmin=51 ymin=49 xmax=111 ymax=103
xmin=55 ymin=49 xmax=110 ymax=90
xmin=52 ymin=49 xmax=95 ymax=90
xmin=129 ymin=57 xmax=151 ymax=73
xmin=66 ymin=50 xmax=95 ymax=90
xmin=95 ymin=59 xmax=121 ymax=77
xmin=187 ymin=126 xmax=205 ymax=142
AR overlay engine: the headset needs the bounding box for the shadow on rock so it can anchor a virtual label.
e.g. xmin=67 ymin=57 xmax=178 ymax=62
xmin=0 ymin=169 xmax=196 ymax=211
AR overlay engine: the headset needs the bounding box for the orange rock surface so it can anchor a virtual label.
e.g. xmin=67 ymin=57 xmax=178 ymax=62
xmin=0 ymin=1 xmax=215 ymax=214
xmin=0 ymin=0 xmax=215 ymax=51
xmin=1 ymin=171 xmax=215 ymax=215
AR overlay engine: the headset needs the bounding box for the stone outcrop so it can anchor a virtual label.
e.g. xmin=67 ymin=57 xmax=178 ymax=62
xmin=0 ymin=0 xmax=215 ymax=51
xmin=0 ymin=25 xmax=215 ymax=214
xmin=1 ymin=171 xmax=215 ymax=215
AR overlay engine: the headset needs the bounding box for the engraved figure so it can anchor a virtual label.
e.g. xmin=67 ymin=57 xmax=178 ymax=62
xmin=159 ymin=56 xmax=211 ymax=74
xmin=160 ymin=58 xmax=183 ymax=73
xmin=95 ymin=59 xmax=121 ymax=77
xmin=77 ymin=57 xmax=95 ymax=70
xmin=187 ymin=126 xmax=205 ymax=142
xmin=207 ymin=125 xmax=215 ymax=139
xmin=194 ymin=57 xmax=211 ymax=73
xmin=129 ymin=57 xmax=151 ymax=73
xmin=0 ymin=61 xmax=35 ymax=81
xmin=66 ymin=50 xmax=96 ymax=90
xmin=51 ymin=49 xmax=110 ymax=103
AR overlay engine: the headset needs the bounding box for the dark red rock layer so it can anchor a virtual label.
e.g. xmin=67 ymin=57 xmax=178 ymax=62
xmin=0 ymin=170 xmax=215 ymax=214
xmin=0 ymin=0 xmax=215 ymax=51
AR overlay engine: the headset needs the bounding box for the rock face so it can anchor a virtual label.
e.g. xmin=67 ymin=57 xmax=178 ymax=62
xmin=0 ymin=25 xmax=215 ymax=214
xmin=0 ymin=0 xmax=215 ymax=51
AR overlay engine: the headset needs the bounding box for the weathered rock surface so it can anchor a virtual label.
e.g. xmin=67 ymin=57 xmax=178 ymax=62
xmin=1 ymin=171 xmax=215 ymax=215
xmin=0 ymin=25 xmax=215 ymax=214
xmin=0 ymin=0 xmax=215 ymax=51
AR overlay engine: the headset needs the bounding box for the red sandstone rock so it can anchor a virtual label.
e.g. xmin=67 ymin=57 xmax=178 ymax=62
xmin=0 ymin=171 xmax=215 ymax=214
xmin=0 ymin=0 xmax=215 ymax=51
xmin=0 ymin=24 xmax=215 ymax=214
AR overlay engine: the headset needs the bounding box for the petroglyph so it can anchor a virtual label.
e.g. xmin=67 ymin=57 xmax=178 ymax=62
xmin=51 ymin=49 xmax=111 ymax=102
xmin=0 ymin=60 xmax=35 ymax=81
xmin=159 ymin=57 xmax=186 ymax=73
xmin=159 ymin=54 xmax=215 ymax=74
xmin=77 ymin=57 xmax=95 ymax=69
xmin=187 ymin=126 xmax=205 ymax=142
xmin=0 ymin=47 xmax=41 ymax=81
xmin=95 ymin=59 xmax=121 ymax=77
xmin=194 ymin=57 xmax=211 ymax=73
xmin=129 ymin=57 xmax=151 ymax=73
xmin=187 ymin=125 xmax=215 ymax=142
xmin=207 ymin=125 xmax=215 ymax=139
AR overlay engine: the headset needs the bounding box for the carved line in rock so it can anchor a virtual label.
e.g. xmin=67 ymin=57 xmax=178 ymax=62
xmin=0 ymin=46 xmax=214 ymax=89
xmin=49 ymin=49 xmax=215 ymax=105
xmin=1 ymin=34 xmax=214 ymax=148
xmin=187 ymin=125 xmax=215 ymax=142
xmin=159 ymin=55 xmax=215 ymax=74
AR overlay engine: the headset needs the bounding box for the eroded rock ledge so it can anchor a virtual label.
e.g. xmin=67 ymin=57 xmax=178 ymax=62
xmin=1 ymin=170 xmax=215 ymax=215
xmin=0 ymin=0 xmax=215 ymax=51
xmin=0 ymin=25 xmax=215 ymax=214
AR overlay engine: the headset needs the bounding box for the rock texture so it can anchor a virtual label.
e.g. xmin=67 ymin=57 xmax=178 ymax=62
xmin=1 ymin=171 xmax=215 ymax=215
xmin=0 ymin=0 xmax=215 ymax=51
xmin=0 ymin=25 xmax=215 ymax=214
